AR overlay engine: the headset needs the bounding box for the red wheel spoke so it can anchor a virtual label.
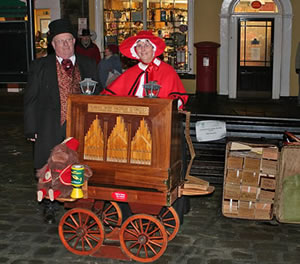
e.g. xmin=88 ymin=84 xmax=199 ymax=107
xmin=86 ymin=221 xmax=97 ymax=230
xmin=143 ymin=244 xmax=148 ymax=258
xmin=139 ymin=218 xmax=144 ymax=232
xmin=148 ymin=239 xmax=164 ymax=248
xmin=124 ymin=227 xmax=139 ymax=238
xmin=131 ymin=220 xmax=141 ymax=234
xmin=144 ymin=219 xmax=151 ymax=233
xmin=65 ymin=234 xmax=77 ymax=243
xmin=83 ymin=236 xmax=94 ymax=249
xmin=103 ymin=217 xmax=118 ymax=224
xmin=163 ymin=222 xmax=176 ymax=228
xmin=147 ymin=226 xmax=160 ymax=236
xmin=146 ymin=242 xmax=158 ymax=255
xmin=69 ymin=214 xmax=79 ymax=228
xmin=103 ymin=203 xmax=113 ymax=214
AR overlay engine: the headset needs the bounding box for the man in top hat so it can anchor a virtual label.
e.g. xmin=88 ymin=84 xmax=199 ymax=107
xmin=76 ymin=28 xmax=101 ymax=65
xmin=24 ymin=18 xmax=99 ymax=223
xmin=102 ymin=30 xmax=188 ymax=109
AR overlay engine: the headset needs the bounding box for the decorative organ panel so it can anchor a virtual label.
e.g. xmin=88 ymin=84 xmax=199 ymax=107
xmin=84 ymin=115 xmax=104 ymax=161
xmin=107 ymin=116 xmax=128 ymax=163
xmin=130 ymin=118 xmax=152 ymax=165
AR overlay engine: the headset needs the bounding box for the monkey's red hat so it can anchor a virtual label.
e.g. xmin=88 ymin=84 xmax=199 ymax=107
xmin=62 ymin=137 xmax=79 ymax=151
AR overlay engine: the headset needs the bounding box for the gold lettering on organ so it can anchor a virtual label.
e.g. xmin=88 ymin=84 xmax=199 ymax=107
xmin=88 ymin=104 xmax=149 ymax=116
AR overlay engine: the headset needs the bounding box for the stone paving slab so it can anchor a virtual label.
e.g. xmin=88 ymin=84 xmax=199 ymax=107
xmin=1 ymin=111 xmax=300 ymax=264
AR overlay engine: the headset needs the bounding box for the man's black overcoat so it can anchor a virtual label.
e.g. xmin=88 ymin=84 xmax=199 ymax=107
xmin=24 ymin=53 xmax=99 ymax=169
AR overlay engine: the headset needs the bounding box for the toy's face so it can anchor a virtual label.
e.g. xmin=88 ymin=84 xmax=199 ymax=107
xmin=50 ymin=145 xmax=69 ymax=165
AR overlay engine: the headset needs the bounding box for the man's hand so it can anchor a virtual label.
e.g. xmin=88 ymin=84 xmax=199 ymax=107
xmin=27 ymin=133 xmax=37 ymax=142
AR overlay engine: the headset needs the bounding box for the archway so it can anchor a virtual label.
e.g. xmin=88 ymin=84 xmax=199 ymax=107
xmin=219 ymin=0 xmax=292 ymax=99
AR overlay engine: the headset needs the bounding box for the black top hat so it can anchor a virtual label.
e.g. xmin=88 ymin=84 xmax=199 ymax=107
xmin=48 ymin=19 xmax=76 ymax=43
xmin=81 ymin=29 xmax=91 ymax=36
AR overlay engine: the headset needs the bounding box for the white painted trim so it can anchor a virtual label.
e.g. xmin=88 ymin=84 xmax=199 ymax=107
xmin=188 ymin=0 xmax=195 ymax=74
xmin=95 ymin=0 xmax=104 ymax=57
xmin=220 ymin=0 xmax=293 ymax=99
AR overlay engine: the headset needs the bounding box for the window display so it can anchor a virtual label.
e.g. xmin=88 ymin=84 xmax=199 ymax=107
xmin=103 ymin=0 xmax=189 ymax=73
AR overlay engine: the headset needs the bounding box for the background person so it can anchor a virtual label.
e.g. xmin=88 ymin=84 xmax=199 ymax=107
xmin=98 ymin=44 xmax=122 ymax=88
xmin=75 ymin=28 xmax=101 ymax=65
xmin=24 ymin=18 xmax=99 ymax=224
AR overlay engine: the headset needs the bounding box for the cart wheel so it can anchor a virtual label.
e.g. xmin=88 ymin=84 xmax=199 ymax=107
xmin=119 ymin=214 xmax=168 ymax=263
xmin=93 ymin=201 xmax=122 ymax=237
xmin=158 ymin=206 xmax=180 ymax=241
xmin=58 ymin=208 xmax=104 ymax=256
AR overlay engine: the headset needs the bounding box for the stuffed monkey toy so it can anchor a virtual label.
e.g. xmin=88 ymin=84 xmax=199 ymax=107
xmin=36 ymin=137 xmax=92 ymax=201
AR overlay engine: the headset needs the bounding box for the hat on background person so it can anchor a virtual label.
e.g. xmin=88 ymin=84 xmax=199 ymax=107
xmin=80 ymin=29 xmax=91 ymax=37
xmin=48 ymin=19 xmax=76 ymax=43
xmin=120 ymin=30 xmax=166 ymax=60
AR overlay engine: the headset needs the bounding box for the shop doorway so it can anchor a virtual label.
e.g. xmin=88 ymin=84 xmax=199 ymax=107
xmin=237 ymin=18 xmax=274 ymax=98
xmin=220 ymin=0 xmax=292 ymax=99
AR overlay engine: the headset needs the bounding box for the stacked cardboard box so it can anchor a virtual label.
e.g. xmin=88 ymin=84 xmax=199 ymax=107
xmin=222 ymin=142 xmax=278 ymax=220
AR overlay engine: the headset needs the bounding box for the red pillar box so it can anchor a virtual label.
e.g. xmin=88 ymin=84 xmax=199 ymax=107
xmin=194 ymin=41 xmax=220 ymax=93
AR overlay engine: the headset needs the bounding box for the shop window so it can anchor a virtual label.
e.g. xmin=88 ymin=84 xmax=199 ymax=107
xmin=103 ymin=0 xmax=192 ymax=73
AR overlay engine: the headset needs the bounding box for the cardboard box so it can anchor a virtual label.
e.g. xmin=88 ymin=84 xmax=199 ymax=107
xmin=224 ymin=183 xmax=240 ymax=200
xmin=241 ymin=170 xmax=259 ymax=186
xmin=223 ymin=199 xmax=238 ymax=216
xmin=226 ymin=169 xmax=241 ymax=184
xmin=238 ymin=201 xmax=255 ymax=218
xmin=262 ymin=147 xmax=278 ymax=160
xmin=240 ymin=185 xmax=258 ymax=202
xmin=227 ymin=156 xmax=244 ymax=169
xmin=260 ymin=177 xmax=276 ymax=190
xmin=261 ymin=159 xmax=278 ymax=175
xmin=244 ymin=157 xmax=261 ymax=170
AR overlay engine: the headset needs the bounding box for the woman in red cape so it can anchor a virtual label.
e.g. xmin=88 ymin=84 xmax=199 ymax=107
xmin=102 ymin=30 xmax=188 ymax=109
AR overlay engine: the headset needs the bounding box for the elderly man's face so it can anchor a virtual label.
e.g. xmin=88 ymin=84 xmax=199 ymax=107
xmin=52 ymin=33 xmax=75 ymax=59
xmin=135 ymin=40 xmax=154 ymax=64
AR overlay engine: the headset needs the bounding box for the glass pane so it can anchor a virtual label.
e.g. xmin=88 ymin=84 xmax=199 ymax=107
xmin=234 ymin=0 xmax=278 ymax=13
xmin=240 ymin=20 xmax=272 ymax=67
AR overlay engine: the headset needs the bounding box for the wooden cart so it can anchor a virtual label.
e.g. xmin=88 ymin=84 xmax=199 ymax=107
xmin=57 ymin=95 xmax=213 ymax=263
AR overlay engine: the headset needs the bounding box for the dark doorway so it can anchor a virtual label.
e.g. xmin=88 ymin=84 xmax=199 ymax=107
xmin=237 ymin=18 xmax=274 ymax=98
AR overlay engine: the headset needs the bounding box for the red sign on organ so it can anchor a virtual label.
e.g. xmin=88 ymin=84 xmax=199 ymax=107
xmin=251 ymin=1 xmax=262 ymax=9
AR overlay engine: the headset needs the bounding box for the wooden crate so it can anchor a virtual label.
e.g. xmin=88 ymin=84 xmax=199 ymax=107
xmin=274 ymin=145 xmax=300 ymax=224
xmin=222 ymin=141 xmax=279 ymax=220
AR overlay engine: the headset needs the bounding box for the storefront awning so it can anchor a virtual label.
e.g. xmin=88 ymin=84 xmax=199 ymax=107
xmin=0 ymin=0 xmax=27 ymax=18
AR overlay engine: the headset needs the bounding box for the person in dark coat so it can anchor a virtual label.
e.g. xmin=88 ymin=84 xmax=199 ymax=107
xmin=24 ymin=18 xmax=99 ymax=224
xmin=75 ymin=29 xmax=101 ymax=65
xmin=98 ymin=44 xmax=122 ymax=88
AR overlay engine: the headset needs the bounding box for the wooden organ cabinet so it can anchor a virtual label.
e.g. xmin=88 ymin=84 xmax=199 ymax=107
xmin=66 ymin=95 xmax=184 ymax=207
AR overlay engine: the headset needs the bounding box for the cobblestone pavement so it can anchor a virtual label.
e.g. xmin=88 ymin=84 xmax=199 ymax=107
xmin=1 ymin=94 xmax=300 ymax=264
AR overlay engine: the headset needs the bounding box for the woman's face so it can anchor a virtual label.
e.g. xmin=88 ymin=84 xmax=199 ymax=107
xmin=135 ymin=40 xmax=154 ymax=64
